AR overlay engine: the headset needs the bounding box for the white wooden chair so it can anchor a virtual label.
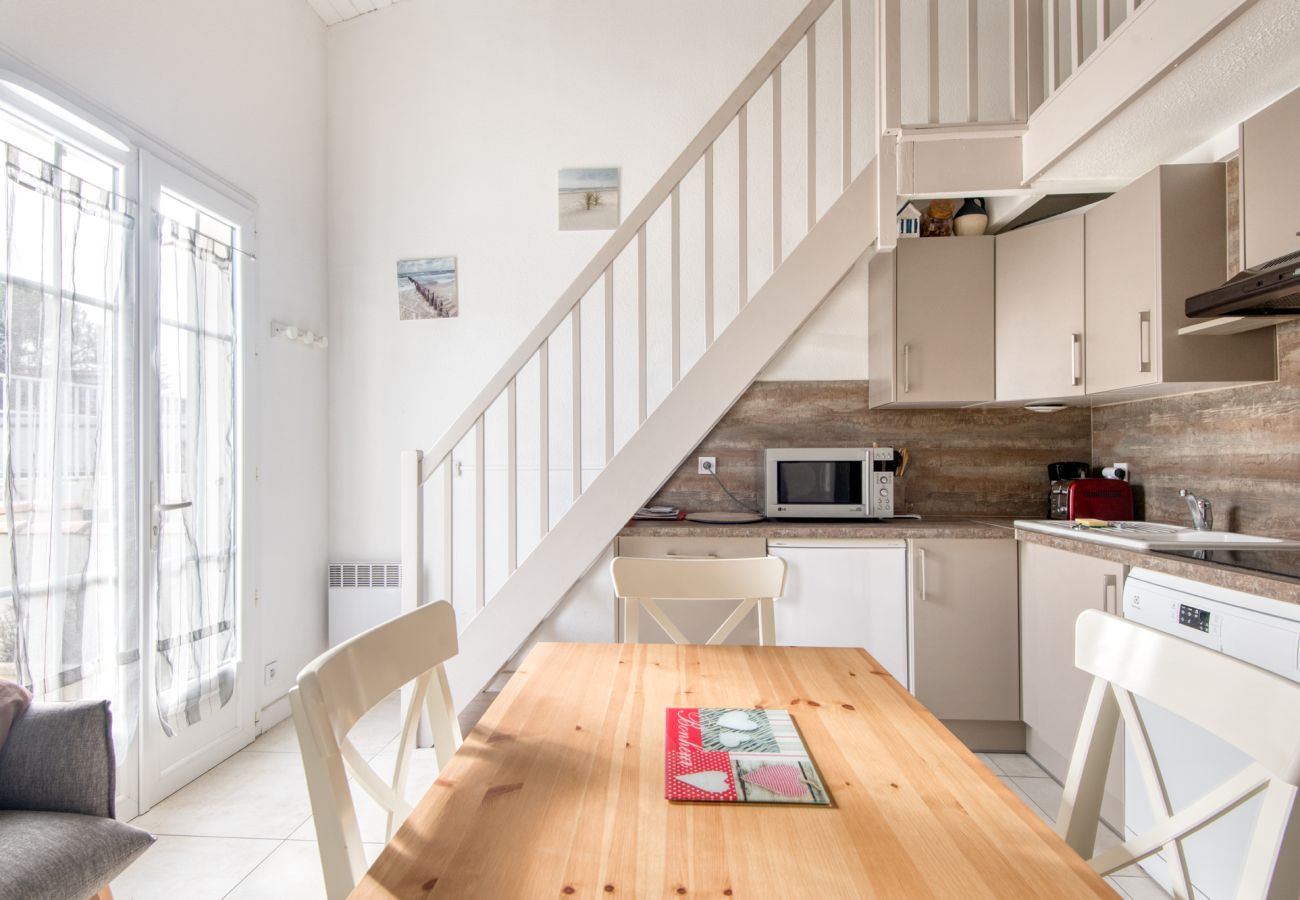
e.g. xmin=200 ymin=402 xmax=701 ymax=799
xmin=609 ymin=556 xmax=787 ymax=645
xmin=289 ymin=600 xmax=463 ymax=900
xmin=1056 ymin=609 xmax=1300 ymax=900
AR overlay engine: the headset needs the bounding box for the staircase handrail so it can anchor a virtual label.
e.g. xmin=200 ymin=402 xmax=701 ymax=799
xmin=416 ymin=0 xmax=834 ymax=483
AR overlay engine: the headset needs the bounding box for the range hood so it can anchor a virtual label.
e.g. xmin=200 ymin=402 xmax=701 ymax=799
xmin=1186 ymin=250 xmax=1300 ymax=318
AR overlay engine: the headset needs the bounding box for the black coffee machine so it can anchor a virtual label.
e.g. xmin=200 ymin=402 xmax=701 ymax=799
xmin=1047 ymin=461 xmax=1089 ymax=519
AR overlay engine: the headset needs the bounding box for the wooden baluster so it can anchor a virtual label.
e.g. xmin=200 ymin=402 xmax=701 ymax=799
xmin=704 ymin=146 xmax=715 ymax=348
xmin=1096 ymin=0 xmax=1111 ymax=47
xmin=474 ymin=414 xmax=485 ymax=611
xmin=442 ymin=454 xmax=452 ymax=604
xmin=671 ymin=185 xmax=681 ymax=385
xmin=572 ymin=305 xmax=582 ymax=499
xmin=636 ymin=227 xmax=647 ymax=423
xmin=773 ymin=66 xmax=783 ymax=265
xmin=928 ymin=0 xmax=940 ymax=123
xmin=1047 ymin=0 xmax=1059 ymax=92
xmin=967 ymin=0 xmax=979 ymax=122
xmin=1070 ymin=0 xmax=1083 ymax=73
xmin=507 ymin=378 xmax=517 ymax=573
xmin=539 ymin=340 xmax=549 ymax=537
xmin=807 ymin=24 xmax=817 ymax=230
xmin=603 ymin=266 xmax=614 ymax=462
xmin=841 ymin=0 xmax=852 ymax=190
xmin=738 ymin=105 xmax=749 ymax=306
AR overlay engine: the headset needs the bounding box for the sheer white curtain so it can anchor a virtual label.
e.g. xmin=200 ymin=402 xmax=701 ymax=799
xmin=152 ymin=214 xmax=237 ymax=735
xmin=0 ymin=142 xmax=139 ymax=753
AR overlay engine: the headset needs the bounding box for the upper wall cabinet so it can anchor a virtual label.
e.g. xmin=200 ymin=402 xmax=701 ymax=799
xmin=995 ymin=216 xmax=1085 ymax=403
xmin=868 ymin=237 xmax=995 ymax=408
xmin=1242 ymin=85 xmax=1300 ymax=270
xmin=1084 ymin=165 xmax=1275 ymax=396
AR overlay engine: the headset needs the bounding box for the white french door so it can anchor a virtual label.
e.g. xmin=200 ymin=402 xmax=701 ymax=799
xmin=138 ymin=151 xmax=256 ymax=810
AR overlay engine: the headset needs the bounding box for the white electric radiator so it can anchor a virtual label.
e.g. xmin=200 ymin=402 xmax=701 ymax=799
xmin=327 ymin=562 xmax=402 ymax=647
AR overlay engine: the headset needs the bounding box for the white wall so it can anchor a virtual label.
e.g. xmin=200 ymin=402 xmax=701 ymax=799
xmin=0 ymin=0 xmax=330 ymax=720
xmin=326 ymin=0 xmax=876 ymax=606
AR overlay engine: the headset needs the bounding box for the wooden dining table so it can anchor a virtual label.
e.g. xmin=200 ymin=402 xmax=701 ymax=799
xmin=352 ymin=643 xmax=1117 ymax=899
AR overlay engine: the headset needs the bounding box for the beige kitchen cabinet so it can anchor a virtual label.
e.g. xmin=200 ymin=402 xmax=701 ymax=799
xmin=868 ymin=237 xmax=995 ymax=407
xmin=1019 ymin=541 xmax=1125 ymax=827
xmin=615 ymin=535 xmax=766 ymax=644
xmin=995 ymin=215 xmax=1086 ymax=402
xmin=1242 ymin=84 xmax=1300 ymax=269
xmin=910 ymin=538 xmax=1021 ymax=751
xmin=1084 ymin=164 xmax=1275 ymax=396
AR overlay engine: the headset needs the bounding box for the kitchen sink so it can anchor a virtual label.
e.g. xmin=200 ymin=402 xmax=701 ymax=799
xmin=1013 ymin=520 xmax=1300 ymax=552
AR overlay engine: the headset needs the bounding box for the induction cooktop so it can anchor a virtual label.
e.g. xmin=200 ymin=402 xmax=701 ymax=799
xmin=1153 ymin=547 xmax=1300 ymax=582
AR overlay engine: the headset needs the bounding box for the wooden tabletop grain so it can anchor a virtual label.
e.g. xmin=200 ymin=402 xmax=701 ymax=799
xmin=351 ymin=643 xmax=1116 ymax=899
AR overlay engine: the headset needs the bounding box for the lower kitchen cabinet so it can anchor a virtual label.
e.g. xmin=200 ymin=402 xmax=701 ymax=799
xmin=768 ymin=539 xmax=909 ymax=687
xmin=1020 ymin=540 xmax=1125 ymax=827
xmin=910 ymin=539 xmax=1021 ymax=751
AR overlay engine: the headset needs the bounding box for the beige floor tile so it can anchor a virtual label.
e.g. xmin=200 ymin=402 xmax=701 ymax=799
xmin=247 ymin=716 xmax=299 ymax=753
xmin=1013 ymin=775 xmax=1064 ymax=821
xmin=996 ymin=775 xmax=1054 ymax=826
xmin=224 ymin=840 xmax=383 ymax=900
xmin=132 ymin=748 xmax=313 ymax=840
xmin=1112 ymin=872 xmax=1173 ymax=899
xmin=987 ymin=752 xmax=1050 ymax=778
xmin=110 ymin=834 xmax=279 ymax=900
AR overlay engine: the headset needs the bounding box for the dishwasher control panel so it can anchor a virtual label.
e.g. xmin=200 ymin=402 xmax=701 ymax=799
xmin=1179 ymin=603 xmax=1212 ymax=633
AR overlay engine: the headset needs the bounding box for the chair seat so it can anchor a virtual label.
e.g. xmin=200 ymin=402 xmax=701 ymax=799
xmin=0 ymin=810 xmax=154 ymax=900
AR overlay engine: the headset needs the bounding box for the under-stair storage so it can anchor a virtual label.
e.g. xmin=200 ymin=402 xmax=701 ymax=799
xmin=995 ymin=215 xmax=1086 ymax=403
xmin=868 ymin=236 xmax=995 ymax=408
xmin=1084 ymin=164 xmax=1275 ymax=397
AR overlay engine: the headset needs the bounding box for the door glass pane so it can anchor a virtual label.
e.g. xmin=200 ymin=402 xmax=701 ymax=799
xmin=152 ymin=195 xmax=238 ymax=735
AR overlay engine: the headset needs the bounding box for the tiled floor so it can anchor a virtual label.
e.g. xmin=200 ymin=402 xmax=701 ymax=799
xmin=113 ymin=701 xmax=1170 ymax=899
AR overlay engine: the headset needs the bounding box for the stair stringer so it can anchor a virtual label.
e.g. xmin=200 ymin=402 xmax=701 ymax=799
xmin=443 ymin=164 xmax=878 ymax=709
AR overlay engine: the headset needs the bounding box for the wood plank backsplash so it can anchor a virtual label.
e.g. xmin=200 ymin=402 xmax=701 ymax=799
xmin=1091 ymin=321 xmax=1300 ymax=538
xmin=646 ymin=381 xmax=1093 ymax=518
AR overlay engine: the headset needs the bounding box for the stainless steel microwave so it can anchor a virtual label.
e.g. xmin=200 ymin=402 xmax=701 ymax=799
xmin=764 ymin=448 xmax=896 ymax=519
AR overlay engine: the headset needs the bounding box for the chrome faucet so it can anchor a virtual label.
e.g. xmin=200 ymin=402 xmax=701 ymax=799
xmin=1179 ymin=489 xmax=1213 ymax=531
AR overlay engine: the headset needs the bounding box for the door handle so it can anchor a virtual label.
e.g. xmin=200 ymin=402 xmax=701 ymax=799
xmin=1102 ymin=574 xmax=1118 ymax=614
xmin=1070 ymin=333 xmax=1082 ymax=387
xmin=155 ymin=501 xmax=194 ymax=513
xmin=1138 ymin=311 xmax=1152 ymax=374
xmin=916 ymin=547 xmax=927 ymax=603
xmin=903 ymin=343 xmax=912 ymax=394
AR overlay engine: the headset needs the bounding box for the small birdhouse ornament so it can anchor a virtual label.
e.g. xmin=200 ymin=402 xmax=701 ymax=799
xmin=897 ymin=202 xmax=922 ymax=239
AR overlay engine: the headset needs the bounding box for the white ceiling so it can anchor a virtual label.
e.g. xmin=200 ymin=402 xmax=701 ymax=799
xmin=305 ymin=0 xmax=403 ymax=26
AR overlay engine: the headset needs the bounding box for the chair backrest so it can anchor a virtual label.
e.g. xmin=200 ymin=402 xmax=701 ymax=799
xmin=609 ymin=556 xmax=787 ymax=646
xmin=290 ymin=600 xmax=462 ymax=900
xmin=1056 ymin=609 xmax=1300 ymax=900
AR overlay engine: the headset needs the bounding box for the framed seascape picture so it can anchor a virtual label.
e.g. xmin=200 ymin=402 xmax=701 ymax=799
xmin=558 ymin=167 xmax=620 ymax=231
xmin=397 ymin=256 xmax=458 ymax=320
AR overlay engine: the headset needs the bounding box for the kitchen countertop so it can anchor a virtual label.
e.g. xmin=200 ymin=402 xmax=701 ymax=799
xmin=618 ymin=516 xmax=1017 ymax=540
xmin=617 ymin=515 xmax=1300 ymax=606
xmin=1015 ymin=528 xmax=1300 ymax=607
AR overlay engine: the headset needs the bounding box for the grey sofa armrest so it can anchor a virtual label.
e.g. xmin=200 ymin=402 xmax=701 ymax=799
xmin=0 ymin=700 xmax=115 ymax=818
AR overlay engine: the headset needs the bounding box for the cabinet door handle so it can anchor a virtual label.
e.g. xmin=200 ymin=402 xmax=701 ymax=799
xmin=1102 ymin=574 xmax=1118 ymax=614
xmin=1070 ymin=333 xmax=1082 ymax=387
xmin=916 ymin=547 xmax=927 ymax=603
xmin=1138 ymin=311 xmax=1152 ymax=374
xmin=902 ymin=343 xmax=912 ymax=394
xmin=666 ymin=551 xmax=718 ymax=559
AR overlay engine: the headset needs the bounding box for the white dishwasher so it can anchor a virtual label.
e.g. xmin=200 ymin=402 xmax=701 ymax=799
xmin=1122 ymin=568 xmax=1300 ymax=899
xmin=768 ymin=539 xmax=909 ymax=688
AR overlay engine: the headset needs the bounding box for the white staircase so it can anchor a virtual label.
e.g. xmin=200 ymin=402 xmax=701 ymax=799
xmin=401 ymin=0 xmax=1227 ymax=710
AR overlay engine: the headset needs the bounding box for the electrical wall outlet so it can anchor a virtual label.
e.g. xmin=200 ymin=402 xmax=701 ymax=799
xmin=698 ymin=456 xmax=716 ymax=474
xmin=264 ymin=661 xmax=278 ymax=686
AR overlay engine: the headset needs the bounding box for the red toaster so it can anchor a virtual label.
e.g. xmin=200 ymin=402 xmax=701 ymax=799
xmin=1067 ymin=478 xmax=1134 ymax=521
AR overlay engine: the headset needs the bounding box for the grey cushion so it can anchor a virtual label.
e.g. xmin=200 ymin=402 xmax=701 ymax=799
xmin=0 ymin=810 xmax=154 ymax=900
xmin=0 ymin=700 xmax=116 ymax=818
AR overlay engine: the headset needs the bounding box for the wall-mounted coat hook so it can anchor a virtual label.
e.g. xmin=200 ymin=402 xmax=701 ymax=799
xmin=271 ymin=320 xmax=327 ymax=349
